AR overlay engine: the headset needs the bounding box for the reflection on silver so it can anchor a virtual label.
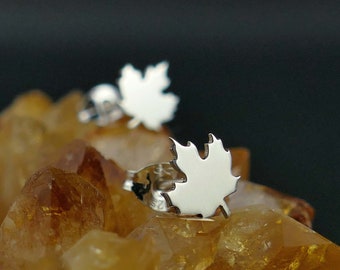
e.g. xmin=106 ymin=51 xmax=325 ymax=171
xmin=123 ymin=134 xmax=239 ymax=218
xmin=78 ymin=84 xmax=123 ymax=126
xmin=123 ymin=163 xmax=185 ymax=212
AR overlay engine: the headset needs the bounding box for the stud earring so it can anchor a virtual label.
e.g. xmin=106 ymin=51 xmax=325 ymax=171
xmin=123 ymin=134 xmax=239 ymax=218
xmin=78 ymin=61 xmax=179 ymax=131
xmin=78 ymin=84 xmax=123 ymax=126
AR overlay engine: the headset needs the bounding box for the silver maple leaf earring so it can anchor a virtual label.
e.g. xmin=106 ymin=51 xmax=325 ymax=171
xmin=123 ymin=133 xmax=240 ymax=218
xmin=78 ymin=61 xmax=179 ymax=131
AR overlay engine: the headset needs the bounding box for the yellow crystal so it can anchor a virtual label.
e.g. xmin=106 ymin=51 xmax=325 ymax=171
xmin=0 ymin=168 xmax=108 ymax=266
xmin=128 ymin=216 xmax=224 ymax=269
xmin=229 ymin=180 xmax=314 ymax=227
xmin=62 ymin=230 xmax=159 ymax=270
xmin=0 ymin=91 xmax=171 ymax=222
xmin=208 ymin=206 xmax=340 ymax=269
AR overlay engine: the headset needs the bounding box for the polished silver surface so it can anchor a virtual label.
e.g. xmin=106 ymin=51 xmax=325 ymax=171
xmin=123 ymin=134 xmax=239 ymax=218
xmin=78 ymin=84 xmax=123 ymax=126
xmin=123 ymin=162 xmax=184 ymax=212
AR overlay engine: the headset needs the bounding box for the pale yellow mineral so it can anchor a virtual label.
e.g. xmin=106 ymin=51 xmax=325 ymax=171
xmin=0 ymin=91 xmax=171 ymax=222
xmin=62 ymin=230 xmax=159 ymax=270
xmin=209 ymin=206 xmax=339 ymax=269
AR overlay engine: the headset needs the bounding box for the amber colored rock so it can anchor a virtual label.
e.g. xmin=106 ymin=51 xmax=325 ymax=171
xmin=229 ymin=147 xmax=250 ymax=180
xmin=0 ymin=115 xmax=46 ymax=221
xmin=109 ymin=185 xmax=158 ymax=237
xmin=0 ymin=142 xmax=127 ymax=268
xmin=1 ymin=254 xmax=62 ymax=270
xmin=62 ymin=230 xmax=159 ymax=270
xmin=128 ymin=215 xmax=225 ymax=269
xmin=208 ymin=206 xmax=340 ymax=270
xmin=0 ymin=91 xmax=171 ymax=222
xmin=1 ymin=90 xmax=52 ymax=122
xmin=0 ymin=167 xmax=108 ymax=268
xmin=0 ymin=143 xmax=339 ymax=269
xmin=228 ymin=180 xmax=315 ymax=227
xmin=87 ymin=122 xmax=172 ymax=170
xmin=54 ymin=140 xmax=126 ymax=188
xmin=59 ymin=205 xmax=338 ymax=270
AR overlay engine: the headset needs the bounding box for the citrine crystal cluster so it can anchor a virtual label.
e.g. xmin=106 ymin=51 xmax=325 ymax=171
xmin=0 ymin=91 xmax=339 ymax=269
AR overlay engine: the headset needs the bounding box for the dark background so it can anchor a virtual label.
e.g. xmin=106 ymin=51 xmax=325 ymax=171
xmin=0 ymin=1 xmax=339 ymax=243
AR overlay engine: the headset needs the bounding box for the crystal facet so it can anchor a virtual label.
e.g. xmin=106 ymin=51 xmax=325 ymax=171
xmin=62 ymin=230 xmax=159 ymax=270
xmin=0 ymin=91 xmax=171 ymax=222
xmin=208 ymin=206 xmax=340 ymax=269
xmin=228 ymin=180 xmax=315 ymax=227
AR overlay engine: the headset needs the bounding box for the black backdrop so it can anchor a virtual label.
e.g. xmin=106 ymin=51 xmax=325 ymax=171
xmin=0 ymin=1 xmax=339 ymax=243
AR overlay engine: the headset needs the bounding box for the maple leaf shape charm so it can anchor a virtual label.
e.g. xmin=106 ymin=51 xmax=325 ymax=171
xmin=118 ymin=61 xmax=179 ymax=131
xmin=167 ymin=134 xmax=239 ymax=218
